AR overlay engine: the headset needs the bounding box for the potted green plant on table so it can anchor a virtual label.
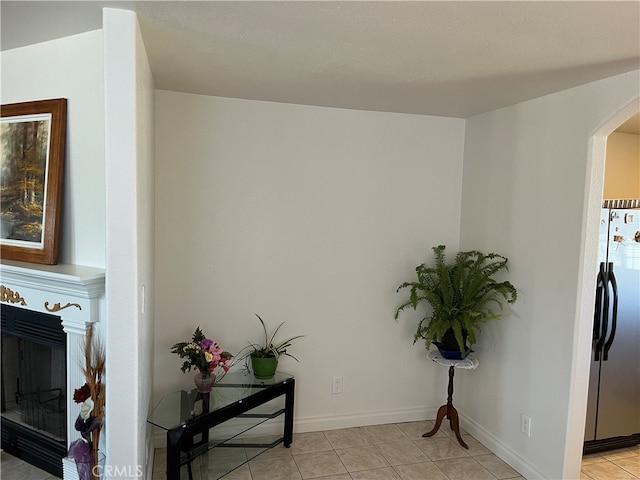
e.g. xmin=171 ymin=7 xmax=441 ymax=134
xmin=395 ymin=245 xmax=517 ymax=359
xmin=241 ymin=314 xmax=304 ymax=379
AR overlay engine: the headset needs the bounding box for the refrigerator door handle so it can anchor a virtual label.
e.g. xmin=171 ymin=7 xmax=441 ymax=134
xmin=602 ymin=263 xmax=618 ymax=361
xmin=593 ymin=262 xmax=609 ymax=362
xmin=593 ymin=263 xmax=606 ymax=341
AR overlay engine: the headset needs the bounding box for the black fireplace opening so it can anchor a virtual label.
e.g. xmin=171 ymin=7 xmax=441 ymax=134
xmin=1 ymin=304 xmax=66 ymax=478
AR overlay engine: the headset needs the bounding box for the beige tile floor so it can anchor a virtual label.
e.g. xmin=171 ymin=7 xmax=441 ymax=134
xmin=2 ymin=423 xmax=639 ymax=480
xmin=150 ymin=421 xmax=525 ymax=480
xmin=148 ymin=421 xmax=640 ymax=480
xmin=1 ymin=450 xmax=58 ymax=480
xmin=581 ymin=446 xmax=640 ymax=480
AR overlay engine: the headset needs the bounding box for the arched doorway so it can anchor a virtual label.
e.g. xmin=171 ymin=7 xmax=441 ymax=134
xmin=566 ymin=98 xmax=640 ymax=477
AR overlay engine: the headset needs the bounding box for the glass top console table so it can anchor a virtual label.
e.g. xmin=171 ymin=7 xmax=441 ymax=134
xmin=148 ymin=372 xmax=295 ymax=479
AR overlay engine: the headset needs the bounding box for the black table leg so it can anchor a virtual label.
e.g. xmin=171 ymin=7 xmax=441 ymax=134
xmin=167 ymin=428 xmax=184 ymax=479
xmin=284 ymin=378 xmax=295 ymax=447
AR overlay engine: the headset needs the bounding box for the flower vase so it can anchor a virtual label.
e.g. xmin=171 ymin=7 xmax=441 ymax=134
xmin=194 ymin=371 xmax=216 ymax=393
xmin=69 ymin=439 xmax=105 ymax=480
xmin=71 ymin=450 xmax=105 ymax=480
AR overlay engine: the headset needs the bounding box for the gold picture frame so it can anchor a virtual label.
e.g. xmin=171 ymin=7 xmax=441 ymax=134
xmin=1 ymin=98 xmax=67 ymax=264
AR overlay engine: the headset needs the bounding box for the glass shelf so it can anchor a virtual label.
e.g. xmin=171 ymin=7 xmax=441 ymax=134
xmin=148 ymin=372 xmax=293 ymax=431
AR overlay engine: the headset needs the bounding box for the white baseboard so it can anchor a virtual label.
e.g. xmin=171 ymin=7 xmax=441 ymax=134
xmin=293 ymin=405 xmax=440 ymax=433
xmin=152 ymin=405 xmax=439 ymax=449
xmin=459 ymin=411 xmax=547 ymax=480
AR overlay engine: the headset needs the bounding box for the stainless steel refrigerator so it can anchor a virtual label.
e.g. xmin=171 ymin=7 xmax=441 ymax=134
xmin=584 ymin=199 xmax=640 ymax=453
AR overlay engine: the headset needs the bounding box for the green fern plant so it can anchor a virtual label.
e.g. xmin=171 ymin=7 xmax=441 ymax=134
xmin=395 ymin=245 xmax=518 ymax=354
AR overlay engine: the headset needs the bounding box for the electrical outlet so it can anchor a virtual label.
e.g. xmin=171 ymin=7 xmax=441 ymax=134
xmin=520 ymin=414 xmax=532 ymax=437
xmin=332 ymin=376 xmax=343 ymax=394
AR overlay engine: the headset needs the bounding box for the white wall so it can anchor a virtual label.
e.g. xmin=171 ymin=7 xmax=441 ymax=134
xmin=1 ymin=31 xmax=106 ymax=268
xmin=459 ymin=71 xmax=640 ymax=479
xmin=104 ymin=8 xmax=155 ymax=477
xmin=154 ymin=91 xmax=465 ymax=431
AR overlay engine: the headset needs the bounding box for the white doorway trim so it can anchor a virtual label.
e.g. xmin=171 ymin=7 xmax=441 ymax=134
xmin=564 ymin=98 xmax=640 ymax=479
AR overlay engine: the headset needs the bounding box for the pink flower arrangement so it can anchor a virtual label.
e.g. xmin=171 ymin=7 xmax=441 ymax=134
xmin=171 ymin=327 xmax=233 ymax=377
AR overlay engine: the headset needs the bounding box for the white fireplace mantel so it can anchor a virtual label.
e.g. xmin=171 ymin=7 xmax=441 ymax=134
xmin=0 ymin=259 xmax=105 ymax=480
xmin=0 ymin=260 xmax=105 ymax=329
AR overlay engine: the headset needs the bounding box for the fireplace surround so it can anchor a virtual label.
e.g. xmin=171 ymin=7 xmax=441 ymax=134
xmin=0 ymin=260 xmax=105 ymax=479
xmin=2 ymin=305 xmax=67 ymax=476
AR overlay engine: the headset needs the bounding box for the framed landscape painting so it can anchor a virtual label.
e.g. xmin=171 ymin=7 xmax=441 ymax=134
xmin=1 ymin=98 xmax=67 ymax=264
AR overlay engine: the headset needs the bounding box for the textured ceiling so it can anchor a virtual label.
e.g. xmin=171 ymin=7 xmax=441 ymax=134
xmin=2 ymin=1 xmax=640 ymax=118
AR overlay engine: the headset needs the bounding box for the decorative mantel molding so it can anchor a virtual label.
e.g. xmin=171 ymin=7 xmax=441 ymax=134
xmin=0 ymin=260 xmax=105 ymax=334
xmin=0 ymin=260 xmax=105 ymax=480
xmin=0 ymin=285 xmax=28 ymax=305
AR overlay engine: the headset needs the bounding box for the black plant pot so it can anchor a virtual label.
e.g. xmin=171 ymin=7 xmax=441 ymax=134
xmin=434 ymin=328 xmax=471 ymax=359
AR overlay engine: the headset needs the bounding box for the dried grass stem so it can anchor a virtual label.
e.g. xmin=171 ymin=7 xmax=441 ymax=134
xmin=82 ymin=323 xmax=105 ymax=480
